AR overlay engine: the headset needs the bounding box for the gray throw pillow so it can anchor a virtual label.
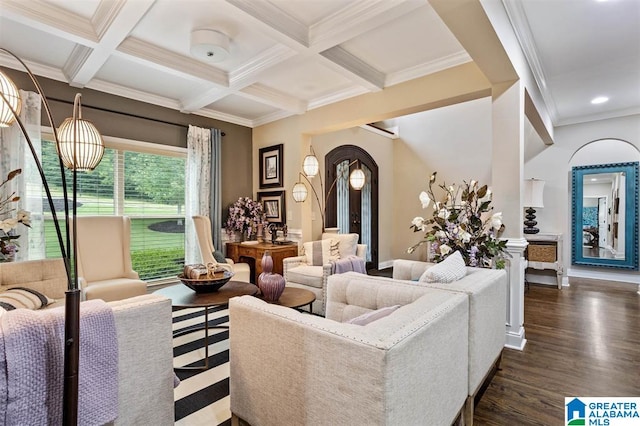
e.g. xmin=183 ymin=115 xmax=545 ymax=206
xmin=212 ymin=250 xmax=227 ymax=263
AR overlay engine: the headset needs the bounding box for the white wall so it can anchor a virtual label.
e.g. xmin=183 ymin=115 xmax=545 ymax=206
xmin=524 ymin=114 xmax=640 ymax=284
xmin=393 ymin=97 xmax=493 ymax=261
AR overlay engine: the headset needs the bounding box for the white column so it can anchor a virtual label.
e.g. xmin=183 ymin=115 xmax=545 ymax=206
xmin=492 ymin=80 xmax=528 ymax=350
xmin=504 ymin=239 xmax=527 ymax=349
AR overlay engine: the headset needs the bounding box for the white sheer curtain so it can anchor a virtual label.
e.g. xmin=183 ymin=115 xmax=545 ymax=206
xmin=0 ymin=90 xmax=43 ymax=260
xmin=185 ymin=125 xmax=211 ymax=264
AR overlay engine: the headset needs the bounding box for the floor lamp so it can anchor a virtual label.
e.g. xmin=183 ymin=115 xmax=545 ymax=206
xmin=0 ymin=49 xmax=105 ymax=425
xmin=292 ymin=146 xmax=365 ymax=232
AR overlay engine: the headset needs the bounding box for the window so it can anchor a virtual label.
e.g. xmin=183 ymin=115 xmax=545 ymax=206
xmin=40 ymin=136 xmax=186 ymax=282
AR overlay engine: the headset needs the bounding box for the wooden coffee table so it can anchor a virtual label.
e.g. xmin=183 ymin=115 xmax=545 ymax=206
xmin=154 ymin=280 xmax=258 ymax=370
xmin=257 ymin=287 xmax=316 ymax=313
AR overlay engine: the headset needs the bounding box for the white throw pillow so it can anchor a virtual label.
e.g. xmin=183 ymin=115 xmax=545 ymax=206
xmin=322 ymin=233 xmax=358 ymax=258
xmin=303 ymin=239 xmax=339 ymax=266
xmin=419 ymin=250 xmax=466 ymax=283
xmin=346 ymin=305 xmax=401 ymax=325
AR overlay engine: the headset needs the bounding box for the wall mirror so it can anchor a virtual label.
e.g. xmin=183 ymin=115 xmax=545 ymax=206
xmin=571 ymin=161 xmax=638 ymax=270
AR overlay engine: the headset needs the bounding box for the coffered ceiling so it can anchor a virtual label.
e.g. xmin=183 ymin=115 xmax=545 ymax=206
xmin=1 ymin=0 xmax=638 ymax=129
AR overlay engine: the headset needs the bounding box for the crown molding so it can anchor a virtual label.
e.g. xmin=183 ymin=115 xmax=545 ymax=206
xmin=194 ymin=107 xmax=255 ymax=127
xmin=502 ymin=0 xmax=559 ymax=124
xmin=240 ymin=83 xmax=307 ymax=113
xmin=251 ymin=109 xmax=296 ymax=128
xmin=62 ymin=45 xmax=94 ymax=86
xmin=87 ymin=78 xmax=183 ymax=111
xmin=386 ymin=51 xmax=472 ymax=87
xmin=556 ymin=107 xmax=640 ymax=128
xmin=307 ymin=86 xmax=368 ymax=111
xmin=92 ymin=0 xmax=126 ymax=40
xmin=0 ymin=54 xmax=68 ymax=83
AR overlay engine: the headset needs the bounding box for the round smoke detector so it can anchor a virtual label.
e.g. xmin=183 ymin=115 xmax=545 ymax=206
xmin=190 ymin=29 xmax=230 ymax=62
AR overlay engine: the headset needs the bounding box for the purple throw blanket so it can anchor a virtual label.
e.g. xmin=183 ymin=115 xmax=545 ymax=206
xmin=0 ymin=300 xmax=118 ymax=425
xmin=331 ymin=256 xmax=367 ymax=274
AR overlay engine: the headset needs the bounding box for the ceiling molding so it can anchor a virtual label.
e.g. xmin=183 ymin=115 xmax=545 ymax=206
xmin=359 ymin=124 xmax=399 ymax=139
xmin=240 ymin=83 xmax=307 ymax=113
xmin=307 ymin=86 xmax=369 ymax=111
xmin=251 ymin=109 xmax=296 ymax=127
xmin=556 ymin=107 xmax=640 ymax=128
xmin=92 ymin=0 xmax=127 ymax=40
xmin=386 ymin=51 xmax=472 ymax=87
xmin=502 ymin=0 xmax=559 ymax=124
xmin=1 ymin=0 xmax=98 ymax=45
xmin=0 ymin=53 xmax=68 ymax=83
xmin=320 ymin=46 xmax=385 ymax=90
xmin=309 ymin=0 xmax=423 ymax=52
xmin=229 ymin=44 xmax=297 ymax=89
xmin=116 ymin=38 xmax=229 ymax=86
xmin=181 ymin=87 xmax=231 ymax=113
xmin=87 ymin=78 xmax=183 ymax=111
xmin=62 ymin=45 xmax=94 ymax=87
xmin=195 ymin=107 xmax=255 ymax=128
xmin=225 ymin=0 xmax=309 ymax=48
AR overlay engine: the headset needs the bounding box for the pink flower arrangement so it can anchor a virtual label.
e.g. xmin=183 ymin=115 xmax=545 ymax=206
xmin=225 ymin=196 xmax=266 ymax=237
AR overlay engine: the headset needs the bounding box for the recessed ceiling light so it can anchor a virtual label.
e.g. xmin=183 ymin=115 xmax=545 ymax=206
xmin=591 ymin=178 xmax=598 ymax=181
xmin=591 ymin=96 xmax=609 ymax=105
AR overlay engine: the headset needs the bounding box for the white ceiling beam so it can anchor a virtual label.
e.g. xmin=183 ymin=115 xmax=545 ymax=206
xmin=64 ymin=0 xmax=156 ymax=87
xmin=0 ymin=0 xmax=98 ymax=45
xmin=180 ymin=87 xmax=231 ymax=113
xmin=320 ymin=47 xmax=384 ymax=90
xmin=229 ymin=44 xmax=297 ymax=89
xmin=240 ymin=83 xmax=307 ymax=113
xmin=116 ymin=38 xmax=228 ymax=86
xmin=309 ymin=0 xmax=423 ymax=52
xmin=225 ymin=0 xmax=308 ymax=48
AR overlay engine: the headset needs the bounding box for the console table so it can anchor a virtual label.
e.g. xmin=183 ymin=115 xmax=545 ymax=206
xmin=226 ymin=242 xmax=298 ymax=284
xmin=525 ymin=233 xmax=564 ymax=289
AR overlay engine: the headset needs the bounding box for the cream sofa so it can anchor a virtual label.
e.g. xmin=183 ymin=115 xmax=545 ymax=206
xmin=283 ymin=232 xmax=367 ymax=315
xmin=0 ymin=259 xmax=175 ymax=424
xmin=229 ymin=273 xmax=470 ymax=426
xmin=390 ymin=260 xmax=507 ymax=424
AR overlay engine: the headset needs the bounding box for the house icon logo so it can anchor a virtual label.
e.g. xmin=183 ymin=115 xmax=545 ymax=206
xmin=566 ymin=398 xmax=586 ymax=425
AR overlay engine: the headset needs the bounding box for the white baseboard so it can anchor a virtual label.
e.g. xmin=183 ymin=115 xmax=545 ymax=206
xmin=378 ymin=260 xmax=393 ymax=270
xmin=505 ymin=326 xmax=527 ymax=351
xmin=567 ymin=267 xmax=640 ymax=286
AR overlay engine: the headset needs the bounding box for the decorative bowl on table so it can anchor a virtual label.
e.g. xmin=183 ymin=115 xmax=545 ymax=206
xmin=177 ymin=271 xmax=234 ymax=293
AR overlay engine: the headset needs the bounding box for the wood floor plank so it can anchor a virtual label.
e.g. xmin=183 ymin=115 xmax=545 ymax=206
xmin=473 ymin=279 xmax=640 ymax=425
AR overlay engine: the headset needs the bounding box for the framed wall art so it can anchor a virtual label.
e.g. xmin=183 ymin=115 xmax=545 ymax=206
xmin=259 ymin=144 xmax=283 ymax=189
xmin=258 ymin=190 xmax=286 ymax=224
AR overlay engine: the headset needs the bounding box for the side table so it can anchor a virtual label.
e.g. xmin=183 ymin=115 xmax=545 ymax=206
xmin=525 ymin=233 xmax=564 ymax=289
xmin=226 ymin=242 xmax=298 ymax=284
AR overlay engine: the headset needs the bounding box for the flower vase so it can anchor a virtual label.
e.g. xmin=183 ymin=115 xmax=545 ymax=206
xmin=258 ymin=251 xmax=285 ymax=302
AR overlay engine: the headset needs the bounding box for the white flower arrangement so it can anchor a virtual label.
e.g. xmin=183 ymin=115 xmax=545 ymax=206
xmin=408 ymin=172 xmax=509 ymax=268
xmin=0 ymin=169 xmax=31 ymax=261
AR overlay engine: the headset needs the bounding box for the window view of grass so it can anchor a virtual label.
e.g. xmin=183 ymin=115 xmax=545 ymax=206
xmin=41 ymin=141 xmax=186 ymax=281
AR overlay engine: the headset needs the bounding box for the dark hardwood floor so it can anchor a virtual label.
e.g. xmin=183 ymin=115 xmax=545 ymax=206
xmin=474 ymin=278 xmax=640 ymax=425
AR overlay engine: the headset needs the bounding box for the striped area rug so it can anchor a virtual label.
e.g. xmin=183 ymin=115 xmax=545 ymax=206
xmin=172 ymin=306 xmax=232 ymax=426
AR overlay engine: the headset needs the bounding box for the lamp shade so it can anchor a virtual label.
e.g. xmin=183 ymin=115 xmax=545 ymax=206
xmin=302 ymin=154 xmax=319 ymax=178
xmin=292 ymin=182 xmax=308 ymax=202
xmin=0 ymin=70 xmax=22 ymax=127
xmin=349 ymin=168 xmax=365 ymax=190
xmin=57 ymin=117 xmax=105 ymax=171
xmin=523 ymin=178 xmax=545 ymax=208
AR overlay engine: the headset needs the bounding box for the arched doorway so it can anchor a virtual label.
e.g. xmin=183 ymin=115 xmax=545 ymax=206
xmin=325 ymin=145 xmax=378 ymax=269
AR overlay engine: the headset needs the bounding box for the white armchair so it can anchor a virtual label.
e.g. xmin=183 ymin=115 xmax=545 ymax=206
xmin=192 ymin=215 xmax=251 ymax=282
xmin=75 ymin=216 xmax=148 ymax=302
xmin=283 ymin=233 xmax=366 ymax=315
